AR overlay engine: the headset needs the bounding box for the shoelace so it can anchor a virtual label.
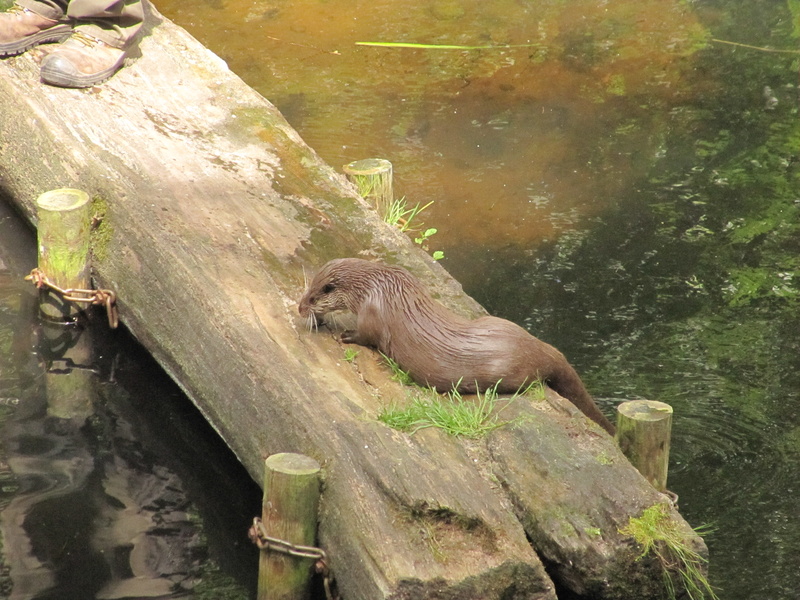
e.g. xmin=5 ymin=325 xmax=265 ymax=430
xmin=68 ymin=29 xmax=104 ymax=48
xmin=8 ymin=5 xmax=61 ymax=24
xmin=8 ymin=5 xmax=30 ymax=16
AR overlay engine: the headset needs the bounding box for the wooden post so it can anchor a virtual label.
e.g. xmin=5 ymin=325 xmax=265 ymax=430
xmin=343 ymin=158 xmax=393 ymax=218
xmin=35 ymin=188 xmax=92 ymax=322
xmin=259 ymin=453 xmax=322 ymax=600
xmin=615 ymin=400 xmax=673 ymax=492
xmin=41 ymin=321 xmax=96 ymax=420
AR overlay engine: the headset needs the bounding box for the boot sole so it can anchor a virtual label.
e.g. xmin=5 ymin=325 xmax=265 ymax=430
xmin=0 ymin=24 xmax=72 ymax=57
xmin=39 ymin=54 xmax=127 ymax=88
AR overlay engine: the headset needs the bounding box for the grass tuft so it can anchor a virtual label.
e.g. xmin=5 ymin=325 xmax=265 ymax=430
xmin=378 ymin=379 xmax=542 ymax=438
xmin=619 ymin=503 xmax=718 ymax=600
xmin=380 ymin=353 xmax=417 ymax=386
xmin=382 ymin=197 xmax=444 ymax=260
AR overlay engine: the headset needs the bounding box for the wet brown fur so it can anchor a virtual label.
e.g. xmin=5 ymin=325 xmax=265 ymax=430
xmin=299 ymin=258 xmax=615 ymax=434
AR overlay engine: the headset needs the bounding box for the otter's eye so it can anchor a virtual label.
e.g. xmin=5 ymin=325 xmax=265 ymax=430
xmin=321 ymin=283 xmax=335 ymax=294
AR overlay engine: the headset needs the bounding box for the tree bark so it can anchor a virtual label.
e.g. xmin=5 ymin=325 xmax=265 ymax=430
xmin=0 ymin=5 xmax=704 ymax=599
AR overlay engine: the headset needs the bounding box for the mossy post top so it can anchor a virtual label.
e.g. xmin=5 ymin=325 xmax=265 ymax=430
xmin=265 ymin=453 xmax=321 ymax=476
xmin=617 ymin=400 xmax=673 ymax=422
xmin=36 ymin=188 xmax=90 ymax=213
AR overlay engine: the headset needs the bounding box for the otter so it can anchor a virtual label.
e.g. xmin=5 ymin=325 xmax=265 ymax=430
xmin=299 ymin=258 xmax=615 ymax=435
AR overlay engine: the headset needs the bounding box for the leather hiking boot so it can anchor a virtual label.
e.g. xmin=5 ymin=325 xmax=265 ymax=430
xmin=0 ymin=4 xmax=71 ymax=57
xmin=39 ymin=30 xmax=126 ymax=88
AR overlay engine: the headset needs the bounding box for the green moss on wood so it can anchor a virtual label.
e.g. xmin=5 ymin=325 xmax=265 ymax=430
xmin=37 ymin=189 xmax=91 ymax=296
xmin=90 ymin=195 xmax=112 ymax=264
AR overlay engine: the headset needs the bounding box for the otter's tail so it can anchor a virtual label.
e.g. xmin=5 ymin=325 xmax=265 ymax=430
xmin=548 ymin=366 xmax=616 ymax=435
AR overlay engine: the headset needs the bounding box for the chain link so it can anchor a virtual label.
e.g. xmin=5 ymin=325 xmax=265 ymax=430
xmin=248 ymin=517 xmax=337 ymax=600
xmin=25 ymin=268 xmax=118 ymax=329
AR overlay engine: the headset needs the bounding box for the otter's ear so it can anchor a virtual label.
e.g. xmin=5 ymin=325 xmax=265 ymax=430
xmin=321 ymin=283 xmax=336 ymax=294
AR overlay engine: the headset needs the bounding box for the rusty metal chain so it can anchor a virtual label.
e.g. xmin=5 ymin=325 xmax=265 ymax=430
xmin=248 ymin=517 xmax=337 ymax=600
xmin=25 ymin=268 xmax=119 ymax=329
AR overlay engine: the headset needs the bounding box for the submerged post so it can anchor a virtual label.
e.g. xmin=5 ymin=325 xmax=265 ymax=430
xmin=42 ymin=322 xmax=95 ymax=420
xmin=35 ymin=188 xmax=91 ymax=322
xmin=615 ymin=400 xmax=673 ymax=492
xmin=258 ymin=452 xmax=322 ymax=600
xmin=343 ymin=158 xmax=393 ymax=217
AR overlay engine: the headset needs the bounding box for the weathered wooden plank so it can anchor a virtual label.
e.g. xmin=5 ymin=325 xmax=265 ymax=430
xmin=0 ymin=5 xmax=704 ymax=599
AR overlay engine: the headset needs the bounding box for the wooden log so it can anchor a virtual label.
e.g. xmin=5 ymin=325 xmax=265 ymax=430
xmin=615 ymin=400 xmax=673 ymax=492
xmin=0 ymin=7 xmax=704 ymax=599
xmin=343 ymin=158 xmax=393 ymax=217
xmin=34 ymin=188 xmax=91 ymax=322
xmin=259 ymin=453 xmax=321 ymax=600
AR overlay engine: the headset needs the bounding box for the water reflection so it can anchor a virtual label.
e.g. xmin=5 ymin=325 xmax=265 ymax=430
xmin=0 ymin=202 xmax=258 ymax=599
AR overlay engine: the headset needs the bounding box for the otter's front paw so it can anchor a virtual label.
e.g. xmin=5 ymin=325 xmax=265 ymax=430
xmin=341 ymin=330 xmax=358 ymax=344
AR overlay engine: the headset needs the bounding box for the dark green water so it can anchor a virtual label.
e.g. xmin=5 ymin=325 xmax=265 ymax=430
xmin=445 ymin=5 xmax=800 ymax=599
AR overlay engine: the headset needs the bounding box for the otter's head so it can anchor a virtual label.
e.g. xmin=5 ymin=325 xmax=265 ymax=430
xmin=298 ymin=258 xmax=376 ymax=322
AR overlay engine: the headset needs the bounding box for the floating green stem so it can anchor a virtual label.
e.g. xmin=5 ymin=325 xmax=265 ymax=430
xmin=710 ymin=38 xmax=800 ymax=54
xmin=356 ymin=41 xmax=540 ymax=50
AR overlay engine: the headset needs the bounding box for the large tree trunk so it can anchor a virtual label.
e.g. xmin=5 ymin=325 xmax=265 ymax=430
xmin=0 ymin=5 xmax=705 ymax=599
